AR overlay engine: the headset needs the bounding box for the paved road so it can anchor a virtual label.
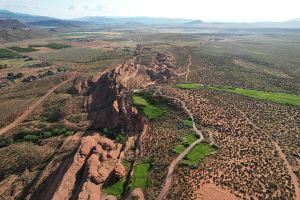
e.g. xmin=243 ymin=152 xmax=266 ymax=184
xmin=0 ymin=72 xmax=76 ymax=135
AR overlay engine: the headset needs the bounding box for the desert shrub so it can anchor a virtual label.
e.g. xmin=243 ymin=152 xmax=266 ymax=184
xmin=57 ymin=67 xmax=67 ymax=72
xmin=68 ymin=115 xmax=81 ymax=123
xmin=0 ymin=137 xmax=14 ymax=148
xmin=116 ymin=134 xmax=127 ymax=144
xmin=42 ymin=109 xmax=63 ymax=122
xmin=7 ymin=72 xmax=14 ymax=77
xmin=42 ymin=131 xmax=52 ymax=138
xmin=16 ymin=72 xmax=24 ymax=78
xmin=24 ymin=135 xmax=40 ymax=143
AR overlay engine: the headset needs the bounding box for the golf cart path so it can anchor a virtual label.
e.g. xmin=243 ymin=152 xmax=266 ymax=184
xmin=156 ymin=92 xmax=204 ymax=200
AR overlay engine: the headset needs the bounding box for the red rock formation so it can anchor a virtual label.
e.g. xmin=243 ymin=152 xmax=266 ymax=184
xmin=87 ymin=58 xmax=145 ymax=136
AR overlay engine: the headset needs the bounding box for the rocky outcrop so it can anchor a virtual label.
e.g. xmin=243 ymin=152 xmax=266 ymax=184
xmin=112 ymin=162 xmax=126 ymax=179
xmin=71 ymin=78 xmax=89 ymax=95
xmin=146 ymin=52 xmax=177 ymax=83
xmin=126 ymin=188 xmax=145 ymax=200
xmin=87 ymin=58 xmax=145 ymax=135
xmin=27 ymin=134 xmax=124 ymax=200
xmin=87 ymin=50 xmax=178 ymax=135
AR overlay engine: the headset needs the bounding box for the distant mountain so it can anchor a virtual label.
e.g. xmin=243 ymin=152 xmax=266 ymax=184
xmin=76 ymin=16 xmax=119 ymax=25
xmin=0 ymin=19 xmax=26 ymax=29
xmin=28 ymin=20 xmax=89 ymax=28
xmin=0 ymin=10 xmax=55 ymax=22
xmin=288 ymin=18 xmax=300 ymax=22
xmin=184 ymin=20 xmax=203 ymax=25
xmin=77 ymin=16 xmax=194 ymax=25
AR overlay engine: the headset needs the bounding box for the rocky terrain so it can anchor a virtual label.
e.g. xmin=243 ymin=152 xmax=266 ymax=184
xmin=0 ymin=46 xmax=181 ymax=199
xmin=1 ymin=39 xmax=299 ymax=200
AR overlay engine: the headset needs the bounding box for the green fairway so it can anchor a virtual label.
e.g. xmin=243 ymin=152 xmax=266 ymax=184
xmin=173 ymin=133 xmax=218 ymax=166
xmin=133 ymin=95 xmax=167 ymax=119
xmin=103 ymin=160 xmax=130 ymax=198
xmin=103 ymin=178 xmax=125 ymax=198
xmin=183 ymin=134 xmax=198 ymax=144
xmin=176 ymin=83 xmax=203 ymax=89
xmin=209 ymin=86 xmax=300 ymax=107
xmin=173 ymin=133 xmax=200 ymax=154
xmin=130 ymin=161 xmax=152 ymax=191
xmin=182 ymin=119 xmax=193 ymax=128
xmin=183 ymin=143 xmax=216 ymax=165
xmin=176 ymin=83 xmax=300 ymax=107
xmin=173 ymin=144 xmax=186 ymax=153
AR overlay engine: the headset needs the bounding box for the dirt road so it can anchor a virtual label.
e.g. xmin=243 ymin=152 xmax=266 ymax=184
xmin=156 ymin=91 xmax=203 ymax=200
xmin=185 ymin=52 xmax=192 ymax=81
xmin=177 ymin=49 xmax=192 ymax=80
xmin=0 ymin=72 xmax=76 ymax=136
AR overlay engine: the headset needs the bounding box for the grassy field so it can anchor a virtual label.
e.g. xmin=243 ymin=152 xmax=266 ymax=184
xmin=173 ymin=133 xmax=198 ymax=154
xmin=183 ymin=143 xmax=217 ymax=165
xmin=175 ymin=83 xmax=203 ymax=89
xmin=0 ymin=48 xmax=20 ymax=59
xmin=176 ymin=83 xmax=300 ymax=107
xmin=209 ymin=86 xmax=300 ymax=107
xmin=103 ymin=160 xmax=131 ymax=198
xmin=173 ymin=133 xmax=217 ymax=166
xmin=103 ymin=178 xmax=126 ymax=198
xmin=132 ymin=95 xmax=168 ymax=119
xmin=130 ymin=160 xmax=152 ymax=191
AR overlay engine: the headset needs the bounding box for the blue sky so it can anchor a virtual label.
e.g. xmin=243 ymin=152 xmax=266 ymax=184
xmin=0 ymin=0 xmax=299 ymax=22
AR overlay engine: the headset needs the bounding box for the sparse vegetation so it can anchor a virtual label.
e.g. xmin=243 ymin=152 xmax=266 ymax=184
xmin=8 ymin=46 xmax=39 ymax=53
xmin=0 ymin=48 xmax=20 ymax=59
xmin=0 ymin=127 xmax=74 ymax=147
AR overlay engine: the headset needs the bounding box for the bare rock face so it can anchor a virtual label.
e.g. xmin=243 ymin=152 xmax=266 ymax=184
xmin=71 ymin=78 xmax=89 ymax=95
xmin=113 ymin=162 xmax=126 ymax=179
xmin=88 ymin=58 xmax=145 ymax=136
xmin=28 ymin=134 xmax=122 ymax=200
xmin=146 ymin=52 xmax=177 ymax=83
xmin=126 ymin=188 xmax=145 ymax=200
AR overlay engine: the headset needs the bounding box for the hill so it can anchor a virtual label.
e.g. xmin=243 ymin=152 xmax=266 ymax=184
xmin=77 ymin=16 xmax=193 ymax=25
xmin=0 ymin=10 xmax=55 ymax=22
xmin=0 ymin=19 xmax=26 ymax=29
xmin=0 ymin=28 xmax=50 ymax=43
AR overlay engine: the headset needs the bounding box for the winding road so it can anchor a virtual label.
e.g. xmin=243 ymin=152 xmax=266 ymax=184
xmin=176 ymin=49 xmax=192 ymax=81
xmin=156 ymin=90 xmax=204 ymax=200
xmin=0 ymin=72 xmax=76 ymax=136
